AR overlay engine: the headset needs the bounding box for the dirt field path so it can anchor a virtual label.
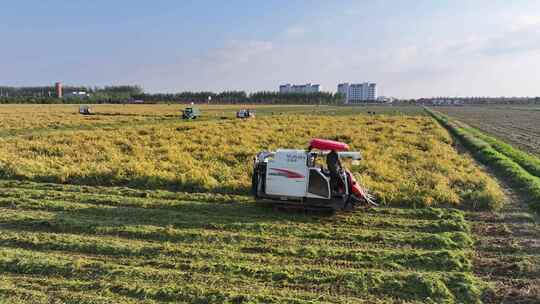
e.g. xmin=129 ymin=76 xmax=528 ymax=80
xmin=467 ymin=188 xmax=540 ymax=303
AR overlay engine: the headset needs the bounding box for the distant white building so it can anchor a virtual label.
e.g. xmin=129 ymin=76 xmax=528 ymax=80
xmin=64 ymin=91 xmax=90 ymax=99
xmin=377 ymin=96 xmax=394 ymax=103
xmin=338 ymin=82 xmax=377 ymax=103
xmin=279 ymin=83 xmax=320 ymax=94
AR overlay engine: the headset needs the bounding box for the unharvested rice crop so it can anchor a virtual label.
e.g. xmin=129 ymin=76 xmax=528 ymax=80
xmin=0 ymin=114 xmax=503 ymax=209
xmin=0 ymin=104 xmax=170 ymax=132
xmin=0 ymin=104 xmax=422 ymax=134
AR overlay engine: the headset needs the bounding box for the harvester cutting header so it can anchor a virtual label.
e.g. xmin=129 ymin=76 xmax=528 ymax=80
xmin=252 ymin=138 xmax=377 ymax=211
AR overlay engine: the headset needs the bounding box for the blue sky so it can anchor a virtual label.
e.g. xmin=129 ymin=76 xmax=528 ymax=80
xmin=1 ymin=0 xmax=540 ymax=98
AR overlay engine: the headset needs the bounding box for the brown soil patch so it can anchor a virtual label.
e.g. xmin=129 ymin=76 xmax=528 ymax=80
xmin=468 ymin=189 xmax=540 ymax=303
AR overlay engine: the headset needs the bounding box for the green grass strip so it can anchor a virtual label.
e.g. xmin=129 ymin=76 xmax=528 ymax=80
xmin=461 ymin=124 xmax=540 ymax=178
xmin=427 ymin=108 xmax=540 ymax=213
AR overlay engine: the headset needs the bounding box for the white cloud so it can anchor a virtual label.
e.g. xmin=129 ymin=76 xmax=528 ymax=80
xmin=436 ymin=14 xmax=540 ymax=58
xmin=480 ymin=21 xmax=540 ymax=56
xmin=205 ymin=40 xmax=274 ymax=68
xmin=508 ymin=14 xmax=540 ymax=31
xmin=343 ymin=7 xmax=362 ymax=16
xmin=132 ymin=11 xmax=540 ymax=98
xmin=284 ymin=26 xmax=306 ymax=38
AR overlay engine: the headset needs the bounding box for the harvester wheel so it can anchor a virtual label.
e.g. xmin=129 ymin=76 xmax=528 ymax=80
xmin=251 ymin=171 xmax=259 ymax=198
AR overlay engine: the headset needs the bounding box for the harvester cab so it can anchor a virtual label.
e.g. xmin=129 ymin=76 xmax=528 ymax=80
xmin=252 ymin=138 xmax=377 ymax=211
xmin=182 ymin=107 xmax=200 ymax=119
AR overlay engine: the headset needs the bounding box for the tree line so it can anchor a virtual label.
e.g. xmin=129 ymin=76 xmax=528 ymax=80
xmin=133 ymin=91 xmax=344 ymax=105
xmin=0 ymin=86 xmax=144 ymax=104
xmin=0 ymin=86 xmax=345 ymax=104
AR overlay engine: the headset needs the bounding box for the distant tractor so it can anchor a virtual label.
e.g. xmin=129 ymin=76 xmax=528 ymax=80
xmin=182 ymin=107 xmax=200 ymax=120
xmin=236 ymin=109 xmax=256 ymax=119
xmin=79 ymin=105 xmax=93 ymax=115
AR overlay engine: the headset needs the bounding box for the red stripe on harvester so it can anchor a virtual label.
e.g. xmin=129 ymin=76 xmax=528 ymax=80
xmin=271 ymin=168 xmax=305 ymax=179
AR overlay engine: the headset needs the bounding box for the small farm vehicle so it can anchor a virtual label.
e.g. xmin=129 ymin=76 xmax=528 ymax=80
xmin=182 ymin=107 xmax=200 ymax=119
xmin=79 ymin=105 xmax=93 ymax=115
xmin=252 ymin=138 xmax=377 ymax=211
xmin=236 ymin=109 xmax=255 ymax=119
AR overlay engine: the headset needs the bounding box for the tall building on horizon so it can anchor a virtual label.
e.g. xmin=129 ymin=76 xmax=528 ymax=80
xmin=279 ymin=83 xmax=320 ymax=94
xmin=338 ymin=82 xmax=377 ymax=103
xmin=55 ymin=82 xmax=63 ymax=98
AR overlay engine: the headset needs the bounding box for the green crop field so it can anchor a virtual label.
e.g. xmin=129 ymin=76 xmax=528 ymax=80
xmin=0 ymin=104 xmax=538 ymax=303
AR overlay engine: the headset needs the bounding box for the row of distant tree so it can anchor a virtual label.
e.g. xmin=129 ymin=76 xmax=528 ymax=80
xmin=132 ymin=91 xmax=344 ymax=104
xmin=2 ymin=85 xmax=540 ymax=105
xmin=0 ymin=86 xmax=144 ymax=104
xmin=0 ymin=87 xmax=345 ymax=105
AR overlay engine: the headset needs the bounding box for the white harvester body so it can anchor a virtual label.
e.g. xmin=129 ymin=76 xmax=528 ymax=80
xmin=265 ymin=149 xmax=309 ymax=198
xmin=252 ymin=140 xmax=373 ymax=211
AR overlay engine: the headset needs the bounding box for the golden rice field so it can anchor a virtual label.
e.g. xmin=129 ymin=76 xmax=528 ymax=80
xmin=0 ymin=110 xmax=503 ymax=209
xmin=0 ymin=104 xmax=318 ymax=133
xmin=0 ymin=104 xmax=253 ymax=133
xmin=0 ymin=104 xmax=419 ymax=135
xmin=0 ymin=104 xmax=164 ymax=132
xmin=0 ymin=104 xmax=522 ymax=303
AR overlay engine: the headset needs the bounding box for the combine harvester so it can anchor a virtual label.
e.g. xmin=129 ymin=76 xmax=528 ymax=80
xmin=236 ymin=109 xmax=256 ymax=119
xmin=79 ymin=105 xmax=93 ymax=115
xmin=181 ymin=107 xmax=200 ymax=119
xmin=252 ymin=138 xmax=377 ymax=212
